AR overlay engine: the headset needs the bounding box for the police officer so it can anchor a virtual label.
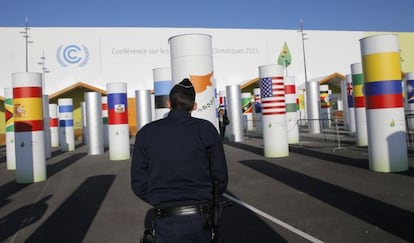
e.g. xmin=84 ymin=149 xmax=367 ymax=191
xmin=131 ymin=78 xmax=228 ymax=243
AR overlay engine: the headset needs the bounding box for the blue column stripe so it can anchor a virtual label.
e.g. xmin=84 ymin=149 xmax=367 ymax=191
xmin=59 ymin=120 xmax=74 ymax=127
xmin=154 ymin=80 xmax=173 ymax=96
xmin=59 ymin=105 xmax=73 ymax=113
xmin=364 ymin=80 xmax=402 ymax=96
xmin=108 ymin=93 xmax=127 ymax=109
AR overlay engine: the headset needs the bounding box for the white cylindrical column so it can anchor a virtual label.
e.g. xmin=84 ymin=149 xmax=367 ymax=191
xmin=85 ymin=92 xmax=104 ymax=155
xmin=253 ymin=88 xmax=263 ymax=136
xmin=135 ymin=89 xmax=152 ymax=132
xmin=340 ymin=79 xmax=350 ymax=130
xmin=43 ymin=95 xmax=51 ymax=159
xmin=360 ymin=34 xmax=408 ymax=172
xmin=284 ymin=76 xmax=299 ymax=144
xmin=258 ymin=64 xmax=289 ymax=158
xmin=49 ymin=104 xmax=59 ymax=148
xmin=81 ymin=101 xmax=88 ymax=145
xmin=298 ymin=89 xmax=306 ymax=126
xmin=5 ymin=87 xmax=16 ymax=170
xmin=346 ymin=74 xmax=356 ymax=134
xmin=153 ymin=67 xmax=172 ymax=120
xmin=405 ymin=72 xmax=414 ymax=130
xmin=13 ymin=72 xmax=46 ymax=183
xmin=169 ymin=34 xmax=218 ymax=129
xmin=320 ymin=84 xmax=331 ymax=129
xmin=58 ymin=98 xmax=75 ymax=151
xmin=351 ymin=63 xmax=368 ymax=146
xmin=101 ymin=96 xmax=109 ymax=148
xmin=49 ymin=103 xmax=59 ymax=147
xmin=226 ymin=85 xmax=244 ymax=142
xmin=306 ymin=80 xmax=321 ymax=134
xmin=241 ymin=92 xmax=254 ymax=132
xmin=218 ymin=90 xmax=227 ymax=110
xmin=107 ymin=83 xmax=130 ymax=160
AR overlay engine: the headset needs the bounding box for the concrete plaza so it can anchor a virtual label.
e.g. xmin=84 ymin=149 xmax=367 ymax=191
xmin=0 ymin=135 xmax=413 ymax=242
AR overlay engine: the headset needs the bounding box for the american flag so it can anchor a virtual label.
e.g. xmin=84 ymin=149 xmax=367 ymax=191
xmin=260 ymin=76 xmax=286 ymax=116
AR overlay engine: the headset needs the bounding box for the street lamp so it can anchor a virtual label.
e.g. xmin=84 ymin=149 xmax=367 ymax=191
xmin=299 ymin=18 xmax=308 ymax=84
xmin=298 ymin=18 xmax=320 ymax=133
xmin=38 ymin=51 xmax=50 ymax=94
xmin=19 ymin=17 xmax=34 ymax=72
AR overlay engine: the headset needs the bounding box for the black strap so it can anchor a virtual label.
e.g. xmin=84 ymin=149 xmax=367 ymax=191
xmin=154 ymin=203 xmax=210 ymax=218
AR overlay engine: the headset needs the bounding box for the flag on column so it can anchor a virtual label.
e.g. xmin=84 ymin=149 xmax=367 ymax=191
xmin=277 ymin=42 xmax=292 ymax=67
xmin=260 ymin=77 xmax=285 ymax=116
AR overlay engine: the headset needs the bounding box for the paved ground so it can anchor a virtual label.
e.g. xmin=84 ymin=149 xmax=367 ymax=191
xmin=0 ymin=135 xmax=413 ymax=243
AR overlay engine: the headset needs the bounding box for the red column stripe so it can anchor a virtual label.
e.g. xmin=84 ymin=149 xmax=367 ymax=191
xmin=108 ymin=110 xmax=128 ymax=124
xmin=354 ymin=97 xmax=366 ymax=108
xmin=366 ymin=94 xmax=403 ymax=109
xmin=263 ymin=111 xmax=286 ymax=115
xmin=50 ymin=118 xmax=59 ymax=127
xmin=102 ymin=103 xmax=108 ymax=110
xmin=15 ymin=120 xmax=43 ymax=132
xmin=262 ymin=100 xmax=285 ymax=104
xmin=262 ymin=105 xmax=286 ymax=109
xmin=13 ymin=87 xmax=42 ymax=98
xmin=285 ymin=85 xmax=296 ymax=94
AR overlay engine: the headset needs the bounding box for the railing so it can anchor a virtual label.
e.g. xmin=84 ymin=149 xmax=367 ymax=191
xmin=242 ymin=115 xmax=414 ymax=148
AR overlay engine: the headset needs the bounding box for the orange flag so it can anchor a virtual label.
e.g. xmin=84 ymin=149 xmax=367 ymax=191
xmin=190 ymin=72 xmax=213 ymax=94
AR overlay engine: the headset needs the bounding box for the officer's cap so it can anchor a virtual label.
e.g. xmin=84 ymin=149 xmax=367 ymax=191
xmin=169 ymin=78 xmax=195 ymax=100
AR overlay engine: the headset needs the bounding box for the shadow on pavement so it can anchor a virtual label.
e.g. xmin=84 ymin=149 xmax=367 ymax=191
xmin=227 ymin=141 xmax=414 ymax=177
xmin=220 ymin=192 xmax=288 ymax=243
xmin=240 ymin=159 xmax=414 ymax=242
xmin=226 ymin=141 xmax=263 ymax=156
xmin=140 ymin=193 xmax=286 ymax=243
xmin=25 ymin=174 xmax=116 ymax=243
xmin=0 ymin=195 xmax=52 ymax=242
xmin=0 ymin=153 xmax=87 ymax=208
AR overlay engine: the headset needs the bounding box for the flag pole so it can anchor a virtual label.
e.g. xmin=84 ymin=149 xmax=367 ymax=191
xmin=285 ymin=57 xmax=288 ymax=76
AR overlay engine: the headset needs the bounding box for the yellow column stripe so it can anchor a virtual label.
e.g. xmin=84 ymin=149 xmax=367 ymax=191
xmin=13 ymin=97 xmax=43 ymax=121
xmin=362 ymin=52 xmax=402 ymax=82
xmin=353 ymin=85 xmax=364 ymax=97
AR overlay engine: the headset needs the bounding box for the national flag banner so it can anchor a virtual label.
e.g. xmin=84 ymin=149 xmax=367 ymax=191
xmin=364 ymin=80 xmax=403 ymax=109
xmin=320 ymin=91 xmax=330 ymax=108
xmin=102 ymin=97 xmax=108 ymax=125
xmin=260 ymin=76 xmax=285 ymax=116
xmin=407 ymin=79 xmax=414 ymax=103
xmin=254 ymin=89 xmax=262 ymax=113
xmin=108 ymin=93 xmax=128 ymax=125
xmin=14 ymin=86 xmax=44 ymax=132
xmin=115 ymin=104 xmax=125 ymax=113
xmin=347 ymin=82 xmax=354 ymax=108
xmin=154 ymin=80 xmax=172 ymax=109
xmin=5 ymin=97 xmax=14 ymax=132
xmin=277 ymin=42 xmax=292 ymax=67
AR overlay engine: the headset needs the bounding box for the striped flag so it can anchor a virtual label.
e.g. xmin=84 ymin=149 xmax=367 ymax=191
xmin=5 ymin=97 xmax=14 ymax=132
xmin=260 ymin=77 xmax=285 ymax=116
xmin=347 ymin=82 xmax=354 ymax=108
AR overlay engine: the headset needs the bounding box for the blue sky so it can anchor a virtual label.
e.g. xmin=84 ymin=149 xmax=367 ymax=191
xmin=1 ymin=0 xmax=413 ymax=32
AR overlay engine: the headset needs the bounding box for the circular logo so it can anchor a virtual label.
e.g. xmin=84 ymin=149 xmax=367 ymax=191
xmin=56 ymin=44 xmax=89 ymax=67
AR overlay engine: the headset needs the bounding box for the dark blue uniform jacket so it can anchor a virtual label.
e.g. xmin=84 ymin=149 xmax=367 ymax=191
xmin=131 ymin=108 xmax=228 ymax=206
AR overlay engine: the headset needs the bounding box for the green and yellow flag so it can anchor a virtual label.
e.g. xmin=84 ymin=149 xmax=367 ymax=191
xmin=277 ymin=42 xmax=292 ymax=67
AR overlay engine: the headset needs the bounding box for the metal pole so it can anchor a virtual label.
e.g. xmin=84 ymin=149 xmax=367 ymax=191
xmin=25 ymin=17 xmax=28 ymax=72
xmin=299 ymin=18 xmax=308 ymax=86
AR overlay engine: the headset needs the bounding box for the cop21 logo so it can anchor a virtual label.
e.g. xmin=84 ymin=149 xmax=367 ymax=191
xmin=56 ymin=44 xmax=89 ymax=67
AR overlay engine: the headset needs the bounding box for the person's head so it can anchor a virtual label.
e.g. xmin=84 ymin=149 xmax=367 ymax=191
xmin=168 ymin=78 xmax=197 ymax=112
xmin=218 ymin=108 xmax=225 ymax=115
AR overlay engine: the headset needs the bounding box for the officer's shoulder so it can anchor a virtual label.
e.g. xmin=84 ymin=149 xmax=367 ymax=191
xmin=191 ymin=117 xmax=216 ymax=129
xmin=139 ymin=118 xmax=165 ymax=131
